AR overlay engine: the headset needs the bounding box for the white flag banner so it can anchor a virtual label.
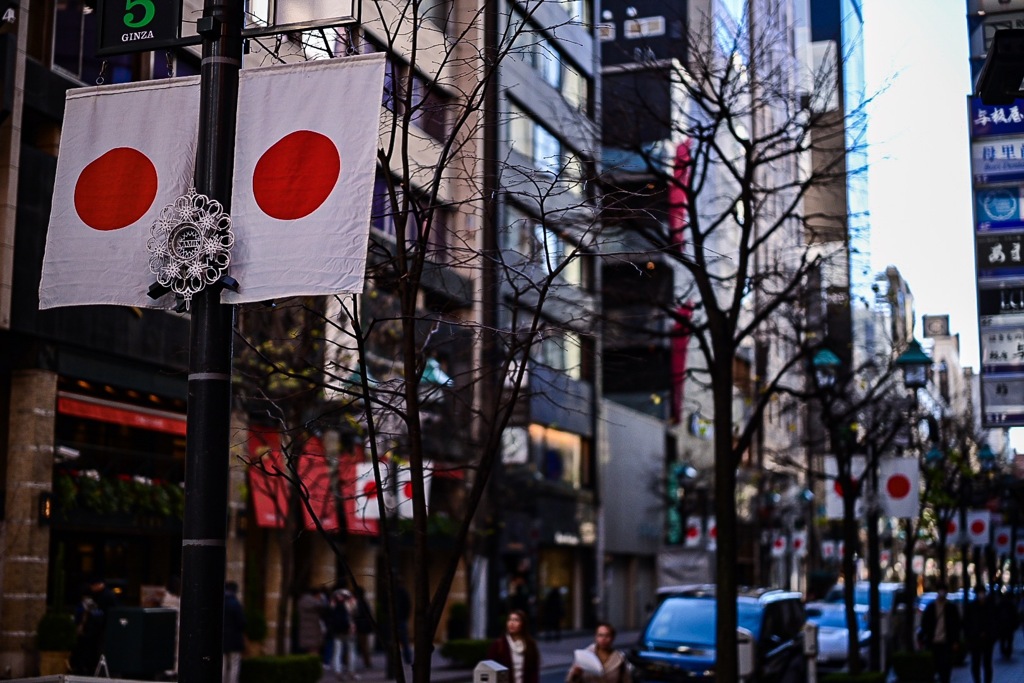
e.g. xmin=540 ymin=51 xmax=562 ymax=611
xmin=994 ymin=525 xmax=1012 ymax=554
xmin=353 ymin=461 xmax=382 ymax=522
xmin=226 ymin=54 xmax=385 ymax=303
xmin=393 ymin=461 xmax=433 ymax=519
xmin=967 ymin=509 xmax=992 ymax=546
xmin=706 ymin=516 xmax=717 ymax=551
xmin=684 ymin=516 xmax=703 ymax=547
xmin=821 ymin=541 xmax=836 ymax=560
xmin=946 ymin=516 xmax=962 ymax=543
xmin=39 ymin=76 xmax=200 ymax=309
xmin=770 ymin=533 xmax=787 ymax=558
xmin=879 ymin=457 xmax=919 ymax=518
xmin=824 ymin=455 xmax=866 ymax=519
xmin=792 ymin=530 xmax=808 ymax=558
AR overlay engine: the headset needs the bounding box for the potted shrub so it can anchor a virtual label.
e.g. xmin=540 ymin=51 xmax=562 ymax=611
xmin=890 ymin=650 xmax=936 ymax=683
xmin=36 ymin=611 xmax=76 ymax=675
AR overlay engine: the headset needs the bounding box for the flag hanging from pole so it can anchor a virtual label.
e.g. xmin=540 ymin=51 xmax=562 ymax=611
xmin=967 ymin=510 xmax=992 ymax=546
xmin=824 ymin=455 xmax=866 ymax=519
xmin=39 ymin=76 xmax=200 ymax=309
xmin=226 ymin=53 xmax=385 ymax=303
xmin=879 ymin=457 xmax=919 ymax=518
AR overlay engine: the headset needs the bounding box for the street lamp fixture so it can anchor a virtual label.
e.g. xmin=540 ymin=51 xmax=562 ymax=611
xmin=925 ymin=445 xmax=944 ymax=469
xmin=896 ymin=339 xmax=931 ymax=390
xmin=978 ymin=444 xmax=997 ymax=474
xmin=812 ymin=348 xmax=842 ymax=390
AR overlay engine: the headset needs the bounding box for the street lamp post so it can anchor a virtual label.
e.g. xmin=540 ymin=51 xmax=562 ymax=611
xmin=894 ymin=338 xmax=931 ymax=653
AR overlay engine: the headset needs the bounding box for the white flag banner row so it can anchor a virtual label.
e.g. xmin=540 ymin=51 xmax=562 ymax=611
xmin=684 ymin=516 xmax=717 ymax=550
xmin=40 ymin=53 xmax=386 ymax=309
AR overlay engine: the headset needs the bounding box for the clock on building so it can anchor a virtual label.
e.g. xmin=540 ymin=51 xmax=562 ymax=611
xmin=923 ymin=315 xmax=949 ymax=338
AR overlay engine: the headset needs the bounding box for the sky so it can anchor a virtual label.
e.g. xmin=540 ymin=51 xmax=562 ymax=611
xmin=862 ymin=1 xmax=978 ymax=369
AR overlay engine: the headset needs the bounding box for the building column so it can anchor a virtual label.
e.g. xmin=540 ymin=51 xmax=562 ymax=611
xmin=0 ymin=369 xmax=58 ymax=677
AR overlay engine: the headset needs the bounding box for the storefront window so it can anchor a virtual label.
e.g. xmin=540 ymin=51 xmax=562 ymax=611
xmin=528 ymin=424 xmax=584 ymax=488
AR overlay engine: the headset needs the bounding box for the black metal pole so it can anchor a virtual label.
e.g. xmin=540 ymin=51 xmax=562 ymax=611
xmin=178 ymin=2 xmax=242 ymax=683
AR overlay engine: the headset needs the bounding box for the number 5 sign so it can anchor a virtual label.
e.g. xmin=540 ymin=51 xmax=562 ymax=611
xmin=97 ymin=0 xmax=185 ymax=56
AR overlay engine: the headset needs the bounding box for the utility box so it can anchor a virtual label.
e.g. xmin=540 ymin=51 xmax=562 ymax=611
xmin=474 ymin=660 xmax=509 ymax=683
xmin=103 ymin=607 xmax=177 ymax=680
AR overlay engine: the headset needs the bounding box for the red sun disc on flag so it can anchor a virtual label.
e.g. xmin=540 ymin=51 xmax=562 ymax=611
xmin=686 ymin=525 xmax=699 ymax=538
xmin=948 ymin=520 xmax=958 ymax=534
xmin=403 ymin=481 xmax=413 ymax=499
xmin=253 ymin=130 xmax=340 ymax=220
xmin=709 ymin=526 xmax=717 ymax=539
xmin=886 ymin=474 xmax=911 ymax=499
xmin=362 ymin=481 xmax=376 ymax=497
xmin=774 ymin=538 xmax=785 ymax=549
xmin=793 ymin=538 xmax=803 ymax=550
xmin=997 ymin=532 xmax=1010 ymax=545
xmin=971 ymin=520 xmax=987 ymax=534
xmin=74 ymin=147 xmax=158 ymax=230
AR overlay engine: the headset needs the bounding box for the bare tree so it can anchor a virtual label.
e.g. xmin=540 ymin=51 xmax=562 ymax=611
xmin=232 ymin=2 xmax=601 ymax=682
xmin=599 ymin=4 xmax=863 ymax=678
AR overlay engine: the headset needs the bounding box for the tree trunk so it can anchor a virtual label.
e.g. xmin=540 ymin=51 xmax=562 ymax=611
xmin=713 ymin=355 xmax=738 ymax=683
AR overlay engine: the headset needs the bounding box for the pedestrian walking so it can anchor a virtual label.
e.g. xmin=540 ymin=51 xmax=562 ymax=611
xmin=296 ymin=585 xmax=327 ymax=655
xmin=328 ymin=588 xmax=356 ymax=679
xmin=566 ymin=622 xmax=632 ymax=683
xmin=223 ymin=581 xmax=246 ymax=683
xmin=353 ymin=586 xmax=374 ymax=670
xmin=996 ymin=587 xmax=1019 ymax=659
xmin=919 ymin=582 xmax=963 ymax=683
xmin=486 ymin=609 xmax=540 ymax=683
xmin=966 ymin=583 xmax=998 ymax=683
xmin=69 ymin=576 xmax=117 ymax=676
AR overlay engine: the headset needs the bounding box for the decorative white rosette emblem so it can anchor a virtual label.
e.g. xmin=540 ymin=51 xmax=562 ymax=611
xmin=147 ymin=187 xmax=234 ymax=308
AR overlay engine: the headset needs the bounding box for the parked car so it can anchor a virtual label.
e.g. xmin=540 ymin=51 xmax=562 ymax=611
xmin=628 ymin=585 xmax=807 ymax=682
xmin=824 ymin=581 xmax=906 ymax=662
xmin=805 ymin=602 xmax=870 ymax=671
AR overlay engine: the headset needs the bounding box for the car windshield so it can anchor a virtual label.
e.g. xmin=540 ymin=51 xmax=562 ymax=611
xmin=810 ymin=609 xmax=866 ymax=630
xmin=645 ymin=597 xmax=763 ymax=646
xmin=853 ymin=587 xmax=894 ymax=611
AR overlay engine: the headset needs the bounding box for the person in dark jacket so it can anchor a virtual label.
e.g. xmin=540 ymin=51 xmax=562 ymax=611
xmin=222 ymin=581 xmax=246 ymax=683
xmin=996 ymin=586 xmax=1019 ymax=658
xmin=920 ymin=582 xmax=963 ymax=683
xmin=965 ymin=584 xmax=998 ymax=683
xmin=486 ymin=609 xmax=540 ymax=683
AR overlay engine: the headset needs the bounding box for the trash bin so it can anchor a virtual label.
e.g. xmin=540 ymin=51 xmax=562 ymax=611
xmin=103 ymin=607 xmax=177 ymax=679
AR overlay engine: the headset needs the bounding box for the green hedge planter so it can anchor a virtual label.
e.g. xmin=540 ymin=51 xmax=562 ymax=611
xmin=36 ymin=611 xmax=77 ymax=652
xmin=239 ymin=654 xmax=322 ymax=683
xmin=820 ymin=672 xmax=887 ymax=683
xmin=439 ymin=639 xmax=491 ymax=668
xmin=890 ymin=650 xmax=936 ymax=683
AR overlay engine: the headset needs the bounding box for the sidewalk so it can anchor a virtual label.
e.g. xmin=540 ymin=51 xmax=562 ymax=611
xmin=318 ymin=631 xmax=640 ymax=683
xmin=948 ymin=629 xmax=1024 ymax=683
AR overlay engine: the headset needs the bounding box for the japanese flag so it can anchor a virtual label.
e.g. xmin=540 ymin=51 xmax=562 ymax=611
xmin=1016 ymin=538 xmax=1024 ymax=561
xmin=770 ymin=533 xmax=787 ymax=558
xmin=879 ymin=457 xmax=919 ymax=518
xmin=706 ymin=516 xmax=717 ymax=551
xmin=994 ymin=526 xmax=1012 ymax=554
xmin=39 ymin=76 xmax=200 ymax=309
xmin=393 ymin=461 xmax=433 ymax=519
xmin=226 ymin=54 xmax=385 ymax=303
xmin=353 ymin=461 xmax=383 ymax=522
xmin=824 ymin=455 xmax=866 ymax=520
xmin=792 ymin=530 xmax=808 ymax=558
xmin=946 ymin=516 xmax=962 ymax=542
xmin=821 ymin=541 xmax=836 ymax=560
xmin=880 ymin=549 xmax=891 ymax=566
xmin=684 ymin=516 xmax=703 ymax=547
xmin=967 ymin=510 xmax=992 ymax=547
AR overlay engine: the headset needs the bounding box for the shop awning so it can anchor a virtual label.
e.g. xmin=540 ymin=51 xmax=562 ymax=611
xmin=247 ymin=427 xmax=339 ymax=532
xmin=57 ymin=392 xmax=186 ymax=436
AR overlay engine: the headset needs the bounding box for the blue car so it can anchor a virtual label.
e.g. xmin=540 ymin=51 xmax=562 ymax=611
xmin=629 ymin=585 xmax=807 ymax=682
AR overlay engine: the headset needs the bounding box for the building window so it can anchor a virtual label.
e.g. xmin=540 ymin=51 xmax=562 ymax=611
xmin=371 ymin=170 xmax=451 ymax=259
xmin=503 ymin=205 xmax=585 ymax=288
xmin=53 ymin=0 xmax=142 ymax=84
xmin=537 ymin=328 xmax=583 ymax=381
xmin=507 ymin=102 xmax=587 ymax=196
xmin=510 ymin=14 xmax=592 ymax=115
xmin=529 ymin=424 xmax=586 ymax=489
